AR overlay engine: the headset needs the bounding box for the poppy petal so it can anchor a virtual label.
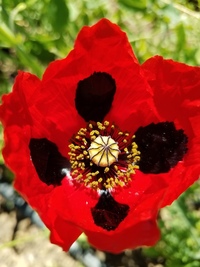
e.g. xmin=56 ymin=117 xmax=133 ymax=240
xmin=142 ymin=56 xmax=200 ymax=124
xmin=40 ymin=18 xmax=158 ymax=134
xmin=49 ymin=216 xmax=82 ymax=251
xmin=85 ymin=217 xmax=160 ymax=253
xmin=0 ymin=71 xmax=40 ymax=127
xmin=142 ymin=56 xmax=200 ymax=206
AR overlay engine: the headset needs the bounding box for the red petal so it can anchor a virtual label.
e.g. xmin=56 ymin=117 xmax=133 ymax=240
xmin=85 ymin=217 xmax=160 ymax=253
xmin=1 ymin=114 xmax=81 ymax=251
xmin=0 ymin=72 xmax=56 ymax=198
xmin=0 ymin=72 xmax=38 ymax=179
xmin=52 ymin=172 xmax=163 ymax=237
xmin=0 ymin=71 xmax=40 ymax=127
xmin=142 ymin=56 xmax=200 ymax=129
xmin=49 ymin=216 xmax=82 ymax=251
xmin=37 ymin=18 xmax=158 ymax=135
xmin=51 ymin=178 xmax=99 ymax=231
xmin=28 ymin=193 xmax=82 ymax=251
xmin=142 ymin=56 xmax=200 ymax=206
xmin=112 ymin=171 xmax=167 ymax=227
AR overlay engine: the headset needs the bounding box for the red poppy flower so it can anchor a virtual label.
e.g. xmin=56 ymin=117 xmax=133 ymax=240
xmin=0 ymin=18 xmax=200 ymax=253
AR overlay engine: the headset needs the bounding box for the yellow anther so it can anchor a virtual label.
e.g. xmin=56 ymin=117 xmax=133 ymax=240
xmin=104 ymin=121 xmax=109 ymax=126
xmin=76 ymin=174 xmax=83 ymax=180
xmin=134 ymin=156 xmax=140 ymax=161
xmin=76 ymin=154 xmax=84 ymax=160
xmin=90 ymin=130 xmax=100 ymax=136
xmin=104 ymin=183 xmax=112 ymax=189
xmin=97 ymin=123 xmax=105 ymax=130
xmin=118 ymin=181 xmax=124 ymax=187
xmin=92 ymin=171 xmax=99 ymax=176
xmin=104 ymin=167 xmax=110 ymax=173
xmin=114 ymin=165 xmax=118 ymax=170
xmin=82 ymin=138 xmax=87 ymax=145
xmin=85 ymin=176 xmax=92 ymax=182
xmin=78 ymin=132 xmax=86 ymax=136
xmin=115 ymin=178 xmax=119 ymax=184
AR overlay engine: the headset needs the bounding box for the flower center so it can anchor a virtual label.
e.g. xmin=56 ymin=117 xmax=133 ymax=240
xmin=88 ymin=135 xmax=120 ymax=167
xmin=68 ymin=121 xmax=140 ymax=190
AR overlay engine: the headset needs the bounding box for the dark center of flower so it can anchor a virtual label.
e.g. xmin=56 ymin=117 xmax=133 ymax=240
xmin=68 ymin=121 xmax=140 ymax=190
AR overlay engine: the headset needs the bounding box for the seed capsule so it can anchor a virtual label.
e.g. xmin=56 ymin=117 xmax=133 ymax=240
xmin=88 ymin=135 xmax=120 ymax=167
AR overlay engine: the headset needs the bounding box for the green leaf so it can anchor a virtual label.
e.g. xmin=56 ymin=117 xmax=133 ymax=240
xmin=118 ymin=0 xmax=147 ymax=10
xmin=176 ymin=23 xmax=186 ymax=51
xmin=0 ymin=22 xmax=22 ymax=45
xmin=48 ymin=0 xmax=69 ymax=33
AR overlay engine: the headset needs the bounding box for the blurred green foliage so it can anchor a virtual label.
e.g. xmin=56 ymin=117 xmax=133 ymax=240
xmin=0 ymin=0 xmax=200 ymax=83
xmin=144 ymin=182 xmax=200 ymax=267
xmin=0 ymin=0 xmax=200 ymax=266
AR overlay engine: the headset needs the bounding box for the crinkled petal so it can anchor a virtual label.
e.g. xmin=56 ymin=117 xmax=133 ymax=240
xmin=0 ymin=72 xmax=81 ymax=249
xmin=142 ymin=56 xmax=200 ymax=132
xmin=51 ymin=178 xmax=99 ymax=231
xmin=112 ymin=171 xmax=167 ymax=228
xmin=36 ymin=18 xmax=159 ymax=135
xmin=85 ymin=217 xmax=160 ymax=253
xmin=49 ymin=216 xmax=82 ymax=251
xmin=142 ymin=56 xmax=200 ymax=206
xmin=0 ymin=71 xmax=40 ymax=127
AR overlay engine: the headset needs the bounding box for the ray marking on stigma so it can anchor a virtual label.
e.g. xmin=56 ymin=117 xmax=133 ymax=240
xmin=88 ymin=135 xmax=120 ymax=167
xmin=68 ymin=121 xmax=140 ymax=190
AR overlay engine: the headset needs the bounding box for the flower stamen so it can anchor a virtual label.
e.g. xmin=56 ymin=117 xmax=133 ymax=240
xmin=68 ymin=121 xmax=140 ymax=190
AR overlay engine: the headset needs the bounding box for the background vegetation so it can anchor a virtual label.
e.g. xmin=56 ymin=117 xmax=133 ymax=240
xmin=0 ymin=0 xmax=200 ymax=266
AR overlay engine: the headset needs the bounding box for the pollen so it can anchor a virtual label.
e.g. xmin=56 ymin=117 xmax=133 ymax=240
xmin=68 ymin=121 xmax=140 ymax=190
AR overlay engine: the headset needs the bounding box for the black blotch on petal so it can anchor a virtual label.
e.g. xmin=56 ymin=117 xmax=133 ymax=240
xmin=91 ymin=191 xmax=129 ymax=231
xmin=29 ymin=138 xmax=70 ymax=186
xmin=75 ymin=72 xmax=116 ymax=122
xmin=134 ymin=122 xmax=188 ymax=174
